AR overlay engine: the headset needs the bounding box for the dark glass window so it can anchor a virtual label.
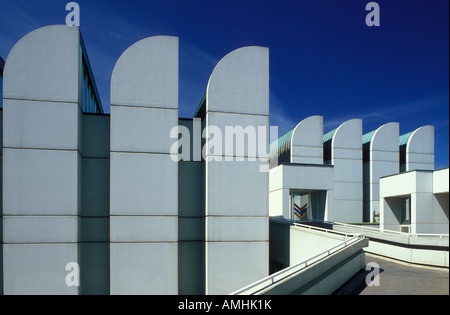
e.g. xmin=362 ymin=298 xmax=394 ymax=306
xmin=401 ymin=197 xmax=411 ymax=225
xmin=81 ymin=60 xmax=101 ymax=114
xmin=0 ymin=75 xmax=3 ymax=107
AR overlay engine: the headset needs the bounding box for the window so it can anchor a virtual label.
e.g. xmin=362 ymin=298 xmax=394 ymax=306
xmin=81 ymin=60 xmax=101 ymax=114
xmin=79 ymin=39 xmax=103 ymax=114
xmin=401 ymin=197 xmax=411 ymax=225
xmin=0 ymin=75 xmax=3 ymax=107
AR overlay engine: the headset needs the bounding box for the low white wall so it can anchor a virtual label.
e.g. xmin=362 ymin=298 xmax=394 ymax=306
xmin=365 ymin=241 xmax=449 ymax=268
xmin=234 ymin=221 xmax=368 ymax=295
xmin=262 ymin=243 xmax=366 ymax=295
xmin=334 ymin=224 xmax=449 ymax=268
xmin=270 ymin=221 xmax=347 ymax=267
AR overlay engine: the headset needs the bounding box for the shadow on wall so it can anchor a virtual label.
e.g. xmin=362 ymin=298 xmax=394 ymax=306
xmin=269 ymin=221 xmax=290 ymax=272
xmin=435 ymin=193 xmax=449 ymax=220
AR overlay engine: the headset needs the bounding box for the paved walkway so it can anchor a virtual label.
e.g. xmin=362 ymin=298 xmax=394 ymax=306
xmin=335 ymin=253 xmax=449 ymax=295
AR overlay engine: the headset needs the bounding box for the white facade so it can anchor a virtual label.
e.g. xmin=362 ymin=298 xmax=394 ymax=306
xmin=270 ymin=118 xmax=440 ymax=227
xmin=0 ymin=24 xmax=447 ymax=296
xmin=291 ymin=116 xmax=324 ymax=164
xmin=1 ymin=25 xmax=273 ymax=295
xmin=363 ymin=123 xmax=400 ymax=222
xmin=110 ymin=36 xmax=179 ymax=295
xmin=269 ymin=164 xmax=334 ymax=220
xmin=400 ymin=126 xmax=435 ymax=172
xmin=380 ymin=168 xmax=449 ymax=234
xmin=2 ymin=26 xmax=83 ymax=295
xmin=203 ymin=47 xmax=270 ymax=295
xmin=325 ymin=119 xmax=363 ymax=223
xmin=269 ymin=116 xmax=334 ymax=222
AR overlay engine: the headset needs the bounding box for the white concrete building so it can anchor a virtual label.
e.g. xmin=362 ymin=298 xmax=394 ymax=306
xmin=201 ymin=46 xmax=270 ymax=295
xmin=270 ymin=117 xmax=441 ymax=228
xmin=323 ymin=119 xmax=363 ymax=223
xmin=380 ymin=168 xmax=449 ymax=234
xmin=0 ymin=55 xmax=4 ymax=296
xmin=110 ymin=36 xmax=180 ymax=295
xmin=362 ymin=123 xmax=400 ymax=222
xmin=269 ymin=116 xmax=334 ymax=222
xmin=0 ymin=24 xmax=447 ymax=296
xmin=2 ymin=25 xmax=106 ymax=295
xmin=399 ymin=126 xmax=435 ymax=172
xmin=1 ymin=25 xmax=270 ymax=295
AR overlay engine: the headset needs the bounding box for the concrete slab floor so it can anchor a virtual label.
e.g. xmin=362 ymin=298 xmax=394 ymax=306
xmin=334 ymin=253 xmax=449 ymax=295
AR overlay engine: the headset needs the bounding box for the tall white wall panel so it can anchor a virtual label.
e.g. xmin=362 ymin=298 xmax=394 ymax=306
xmin=331 ymin=119 xmax=363 ymax=223
xmin=204 ymin=47 xmax=270 ymax=295
xmin=406 ymin=126 xmax=435 ymax=172
xmin=290 ymin=116 xmax=324 ymax=165
xmin=2 ymin=26 xmax=82 ymax=295
xmin=365 ymin=123 xmax=399 ymax=222
xmin=110 ymin=36 xmax=179 ymax=295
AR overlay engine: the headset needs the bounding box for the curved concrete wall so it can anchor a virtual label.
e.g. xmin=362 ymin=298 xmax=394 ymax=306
xmin=332 ymin=119 xmax=363 ymax=223
xmin=110 ymin=36 xmax=179 ymax=295
xmin=3 ymin=25 xmax=80 ymax=103
xmin=291 ymin=116 xmax=324 ymax=164
xmin=205 ymin=47 xmax=269 ymax=295
xmin=364 ymin=122 xmax=399 ymax=222
xmin=207 ymin=47 xmax=269 ymax=116
xmin=3 ymin=25 xmax=82 ymax=295
xmin=406 ymin=126 xmax=434 ymax=172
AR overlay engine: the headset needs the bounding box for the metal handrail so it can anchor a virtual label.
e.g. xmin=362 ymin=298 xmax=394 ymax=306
xmin=270 ymin=217 xmax=355 ymax=238
xmin=272 ymin=218 xmax=449 ymax=239
xmin=230 ymin=233 xmax=366 ymax=295
xmin=332 ymin=221 xmax=449 ymax=239
xmin=293 ymin=222 xmax=355 ymax=238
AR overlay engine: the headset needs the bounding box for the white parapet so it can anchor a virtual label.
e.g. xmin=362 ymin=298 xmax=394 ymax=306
xmin=204 ymin=46 xmax=270 ymax=295
xmin=110 ymin=36 xmax=179 ymax=295
xmin=433 ymin=168 xmax=449 ymax=194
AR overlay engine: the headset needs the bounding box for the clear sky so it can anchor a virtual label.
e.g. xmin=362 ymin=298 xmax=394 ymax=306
xmin=0 ymin=0 xmax=448 ymax=168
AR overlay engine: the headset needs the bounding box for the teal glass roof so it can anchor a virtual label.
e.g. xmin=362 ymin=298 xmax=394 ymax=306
xmin=399 ymin=131 xmax=414 ymax=146
xmin=194 ymin=94 xmax=206 ymax=118
xmin=80 ymin=35 xmax=103 ymax=114
xmin=362 ymin=130 xmax=377 ymax=145
xmin=0 ymin=56 xmax=4 ymax=75
xmin=323 ymin=128 xmax=337 ymax=143
xmin=269 ymin=128 xmax=294 ymax=160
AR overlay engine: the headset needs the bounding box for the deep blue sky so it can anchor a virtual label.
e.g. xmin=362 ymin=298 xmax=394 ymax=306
xmin=0 ymin=0 xmax=448 ymax=168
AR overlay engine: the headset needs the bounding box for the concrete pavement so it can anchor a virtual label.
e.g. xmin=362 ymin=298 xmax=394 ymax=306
xmin=335 ymin=253 xmax=449 ymax=295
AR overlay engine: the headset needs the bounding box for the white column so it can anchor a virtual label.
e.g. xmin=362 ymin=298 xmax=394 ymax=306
xmin=290 ymin=116 xmax=324 ymax=164
xmin=2 ymin=26 xmax=82 ymax=295
xmin=369 ymin=123 xmax=400 ymax=222
xmin=331 ymin=119 xmax=363 ymax=223
xmin=406 ymin=126 xmax=435 ymax=172
xmin=110 ymin=36 xmax=179 ymax=295
xmin=204 ymin=47 xmax=270 ymax=295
